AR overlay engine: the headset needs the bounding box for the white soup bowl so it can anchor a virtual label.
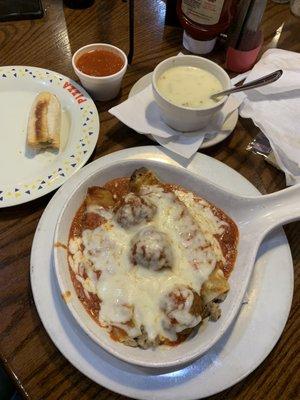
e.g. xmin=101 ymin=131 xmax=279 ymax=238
xmin=152 ymin=55 xmax=231 ymax=132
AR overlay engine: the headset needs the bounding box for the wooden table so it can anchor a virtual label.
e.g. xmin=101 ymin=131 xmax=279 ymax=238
xmin=0 ymin=1 xmax=299 ymax=399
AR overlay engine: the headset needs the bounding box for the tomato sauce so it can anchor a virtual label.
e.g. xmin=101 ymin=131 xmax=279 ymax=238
xmin=76 ymin=49 xmax=124 ymax=77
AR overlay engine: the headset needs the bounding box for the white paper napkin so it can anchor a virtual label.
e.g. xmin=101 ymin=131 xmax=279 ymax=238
xmin=233 ymin=49 xmax=300 ymax=185
xmin=109 ymin=84 xmax=241 ymax=159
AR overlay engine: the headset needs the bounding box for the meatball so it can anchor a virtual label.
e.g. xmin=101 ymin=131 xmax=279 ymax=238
xmin=115 ymin=193 xmax=157 ymax=228
xmin=130 ymin=227 xmax=173 ymax=271
xmin=160 ymin=285 xmax=202 ymax=333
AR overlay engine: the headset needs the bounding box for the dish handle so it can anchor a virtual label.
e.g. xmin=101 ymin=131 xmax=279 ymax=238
xmin=248 ymin=184 xmax=300 ymax=237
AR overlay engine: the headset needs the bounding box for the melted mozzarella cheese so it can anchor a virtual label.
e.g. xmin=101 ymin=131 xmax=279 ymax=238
xmin=69 ymin=186 xmax=227 ymax=342
xmin=174 ymin=190 xmax=227 ymax=262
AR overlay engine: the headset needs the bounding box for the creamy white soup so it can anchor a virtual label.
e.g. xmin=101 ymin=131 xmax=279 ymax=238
xmin=157 ymin=66 xmax=223 ymax=108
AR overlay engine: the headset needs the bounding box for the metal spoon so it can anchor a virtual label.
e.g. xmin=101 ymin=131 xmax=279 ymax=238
xmin=211 ymin=69 xmax=283 ymax=99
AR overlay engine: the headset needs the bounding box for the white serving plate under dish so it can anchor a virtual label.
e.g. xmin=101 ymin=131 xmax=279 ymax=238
xmin=31 ymin=146 xmax=294 ymax=399
xmin=53 ymin=156 xmax=299 ymax=369
xmin=0 ymin=66 xmax=99 ymax=207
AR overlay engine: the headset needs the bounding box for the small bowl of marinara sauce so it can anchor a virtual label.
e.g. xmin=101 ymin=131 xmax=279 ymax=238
xmin=72 ymin=43 xmax=128 ymax=101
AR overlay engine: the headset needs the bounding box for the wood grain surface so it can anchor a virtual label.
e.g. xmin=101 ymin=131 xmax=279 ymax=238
xmin=0 ymin=1 xmax=299 ymax=399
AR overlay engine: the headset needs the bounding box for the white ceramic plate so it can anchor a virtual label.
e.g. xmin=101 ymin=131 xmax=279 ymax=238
xmin=0 ymin=66 xmax=99 ymax=207
xmin=129 ymin=73 xmax=238 ymax=149
xmin=30 ymin=146 xmax=293 ymax=400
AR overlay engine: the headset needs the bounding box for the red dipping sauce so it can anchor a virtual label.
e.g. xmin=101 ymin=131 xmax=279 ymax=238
xmin=76 ymin=49 xmax=124 ymax=77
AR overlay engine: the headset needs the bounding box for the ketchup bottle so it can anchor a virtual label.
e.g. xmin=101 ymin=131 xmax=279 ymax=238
xmin=177 ymin=0 xmax=237 ymax=54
